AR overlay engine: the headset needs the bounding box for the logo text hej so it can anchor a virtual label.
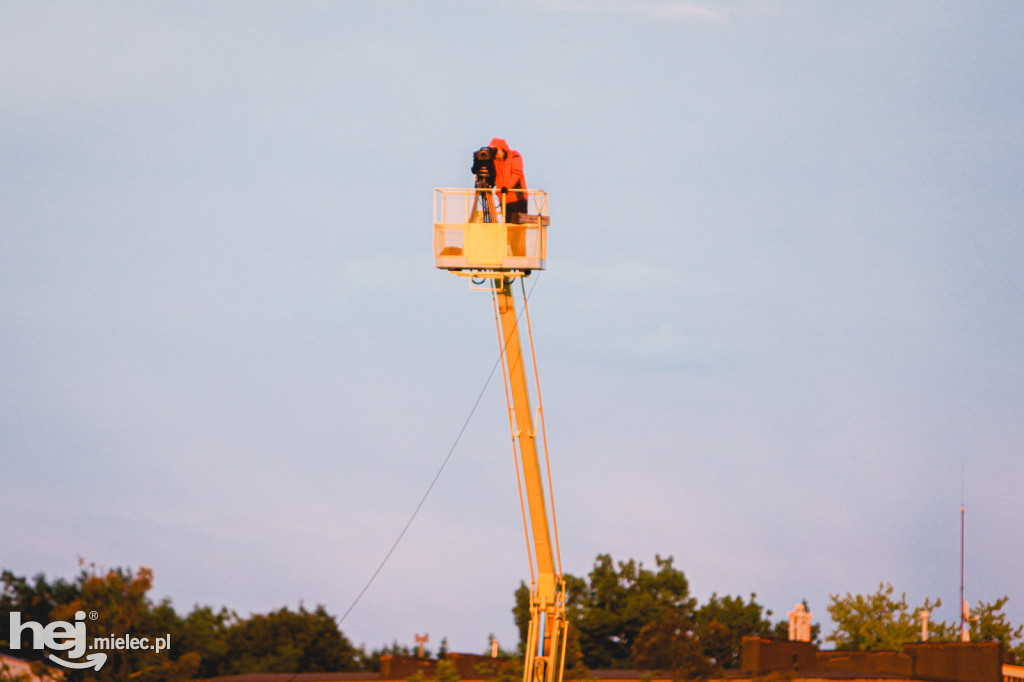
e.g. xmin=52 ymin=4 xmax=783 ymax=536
xmin=8 ymin=611 xmax=171 ymax=670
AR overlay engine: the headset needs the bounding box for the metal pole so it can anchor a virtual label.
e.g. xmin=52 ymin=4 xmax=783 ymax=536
xmin=960 ymin=503 xmax=965 ymax=639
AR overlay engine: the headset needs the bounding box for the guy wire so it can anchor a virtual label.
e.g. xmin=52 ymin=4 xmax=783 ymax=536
xmin=338 ymin=273 xmax=541 ymax=626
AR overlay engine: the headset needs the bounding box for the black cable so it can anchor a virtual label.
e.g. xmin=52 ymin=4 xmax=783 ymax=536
xmin=337 ymin=273 xmax=540 ymax=626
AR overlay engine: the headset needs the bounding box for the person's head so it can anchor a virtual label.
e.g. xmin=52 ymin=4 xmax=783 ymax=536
xmin=489 ymin=137 xmax=510 ymax=159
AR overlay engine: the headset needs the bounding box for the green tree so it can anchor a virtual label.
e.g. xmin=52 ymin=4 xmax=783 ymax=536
xmin=367 ymin=640 xmax=421 ymax=673
xmin=473 ymin=641 xmax=522 ymax=682
xmin=1 ymin=569 xmax=81 ymax=664
xmin=476 ymin=658 xmax=522 ymax=682
xmin=562 ymin=624 xmax=589 ymax=681
xmin=220 ymin=604 xmax=358 ymax=674
xmin=631 ymin=610 xmax=709 ymax=679
xmin=826 ymin=583 xmax=943 ymax=651
xmin=2 ymin=563 xmax=372 ymax=678
xmin=513 ymin=582 xmax=531 ymax=654
xmin=46 ymin=564 xmax=199 ymax=682
xmin=174 ymin=605 xmax=232 ymax=678
xmin=555 ymin=554 xmax=697 ymax=669
xmin=967 ymin=596 xmax=1024 ymax=663
xmin=3 ymin=564 xmax=196 ymax=680
xmin=694 ymin=593 xmax=774 ymax=670
xmin=434 ymin=659 xmax=459 ymax=682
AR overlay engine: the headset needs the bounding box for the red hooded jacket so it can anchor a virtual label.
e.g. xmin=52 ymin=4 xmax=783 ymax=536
xmin=489 ymin=137 xmax=527 ymax=205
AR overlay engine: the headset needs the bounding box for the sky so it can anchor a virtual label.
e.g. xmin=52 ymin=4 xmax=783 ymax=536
xmin=2 ymin=0 xmax=1023 ymax=658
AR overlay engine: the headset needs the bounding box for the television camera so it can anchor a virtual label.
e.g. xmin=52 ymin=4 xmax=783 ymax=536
xmin=471 ymin=146 xmax=496 ymax=189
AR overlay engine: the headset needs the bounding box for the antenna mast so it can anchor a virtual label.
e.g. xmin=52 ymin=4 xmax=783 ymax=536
xmin=960 ymin=503 xmax=966 ymax=640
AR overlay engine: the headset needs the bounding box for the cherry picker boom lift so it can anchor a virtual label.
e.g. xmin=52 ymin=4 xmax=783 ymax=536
xmin=433 ymin=182 xmax=563 ymax=682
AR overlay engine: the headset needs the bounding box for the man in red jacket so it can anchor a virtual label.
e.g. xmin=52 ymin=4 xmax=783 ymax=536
xmin=489 ymin=137 xmax=528 ymax=217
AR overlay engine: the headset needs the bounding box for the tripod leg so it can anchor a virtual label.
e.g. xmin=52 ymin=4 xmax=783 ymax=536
xmin=471 ymin=189 xmax=499 ymax=223
xmin=486 ymin=191 xmax=500 ymax=223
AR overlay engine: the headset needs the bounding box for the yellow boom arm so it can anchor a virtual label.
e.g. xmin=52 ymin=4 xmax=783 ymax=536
xmin=493 ymin=277 xmax=566 ymax=682
xmin=433 ymin=187 xmax=565 ymax=682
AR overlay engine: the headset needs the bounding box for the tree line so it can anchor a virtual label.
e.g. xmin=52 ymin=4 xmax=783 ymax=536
xmin=516 ymin=554 xmax=797 ymax=678
xmin=529 ymin=553 xmax=1022 ymax=677
xmin=0 ymin=563 xmax=366 ymax=682
xmin=2 ymin=556 xmax=1021 ymax=682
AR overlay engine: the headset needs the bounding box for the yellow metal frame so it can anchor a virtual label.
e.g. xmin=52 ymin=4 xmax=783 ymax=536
xmin=433 ymin=188 xmax=549 ymax=273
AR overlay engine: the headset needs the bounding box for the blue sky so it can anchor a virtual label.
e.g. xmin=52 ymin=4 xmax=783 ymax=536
xmin=2 ymin=0 xmax=1022 ymax=656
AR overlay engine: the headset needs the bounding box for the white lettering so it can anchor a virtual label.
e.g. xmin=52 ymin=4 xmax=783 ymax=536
xmin=9 ymin=612 xmax=86 ymax=659
xmin=70 ymin=612 xmax=87 ymax=658
xmin=43 ymin=622 xmax=76 ymax=649
xmin=8 ymin=613 xmax=45 ymax=649
xmin=9 ymin=613 xmax=169 ymax=671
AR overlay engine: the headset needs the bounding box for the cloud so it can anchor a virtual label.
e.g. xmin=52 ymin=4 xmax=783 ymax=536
xmin=528 ymin=0 xmax=774 ymax=23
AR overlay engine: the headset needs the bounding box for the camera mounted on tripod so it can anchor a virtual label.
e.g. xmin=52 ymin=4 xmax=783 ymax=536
xmin=471 ymin=146 xmax=496 ymax=189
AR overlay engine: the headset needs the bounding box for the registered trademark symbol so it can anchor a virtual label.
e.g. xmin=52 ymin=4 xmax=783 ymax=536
xmin=89 ymin=611 xmax=99 ymax=620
